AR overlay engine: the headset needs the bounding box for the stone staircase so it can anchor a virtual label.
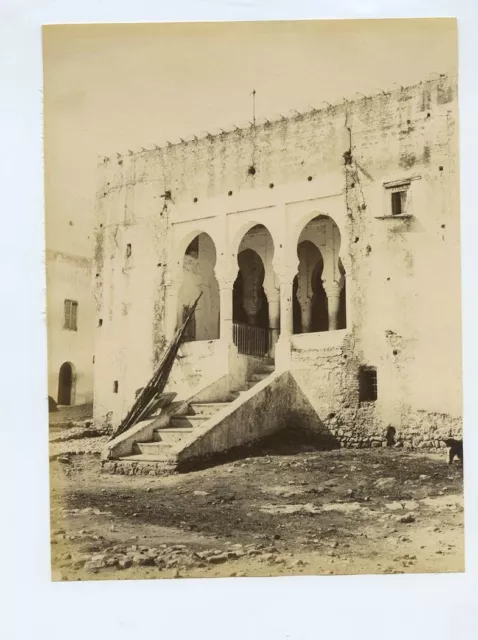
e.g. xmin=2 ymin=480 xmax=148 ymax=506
xmin=116 ymin=358 xmax=275 ymax=465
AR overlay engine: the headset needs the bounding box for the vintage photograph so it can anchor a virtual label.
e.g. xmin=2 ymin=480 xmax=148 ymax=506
xmin=44 ymin=18 xmax=463 ymax=581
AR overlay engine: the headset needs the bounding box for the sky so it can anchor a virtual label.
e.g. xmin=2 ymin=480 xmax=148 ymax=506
xmin=43 ymin=18 xmax=457 ymax=257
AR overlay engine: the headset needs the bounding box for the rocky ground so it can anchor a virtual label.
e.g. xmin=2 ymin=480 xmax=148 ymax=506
xmin=49 ymin=411 xmax=464 ymax=582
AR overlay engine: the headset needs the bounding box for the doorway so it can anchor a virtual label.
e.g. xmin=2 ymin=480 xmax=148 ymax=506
xmin=58 ymin=362 xmax=75 ymax=405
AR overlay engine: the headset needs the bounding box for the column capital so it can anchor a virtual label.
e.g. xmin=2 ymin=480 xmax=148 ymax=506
xmin=263 ymin=283 xmax=280 ymax=302
xmin=214 ymin=261 xmax=236 ymax=287
xmin=216 ymin=275 xmax=236 ymax=290
xmin=322 ymin=279 xmax=342 ymax=297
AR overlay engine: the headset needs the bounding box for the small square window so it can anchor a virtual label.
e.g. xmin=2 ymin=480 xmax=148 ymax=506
xmin=382 ymin=179 xmax=412 ymax=218
xmin=359 ymin=367 xmax=377 ymax=402
xmin=63 ymin=299 xmax=78 ymax=331
xmin=391 ymin=190 xmax=407 ymax=216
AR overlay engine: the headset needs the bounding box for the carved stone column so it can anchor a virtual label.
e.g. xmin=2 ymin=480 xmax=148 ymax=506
xmin=264 ymin=286 xmax=280 ymax=357
xmin=296 ymin=242 xmax=318 ymax=334
xmin=217 ymin=277 xmax=235 ymax=344
xmin=274 ymin=269 xmax=296 ymax=368
xmin=323 ymin=280 xmax=342 ymax=331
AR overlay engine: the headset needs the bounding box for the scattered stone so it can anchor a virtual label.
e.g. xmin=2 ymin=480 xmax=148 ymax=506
xmin=322 ymin=502 xmax=362 ymax=513
xmin=132 ymin=554 xmax=155 ymax=567
xmin=374 ymin=477 xmax=396 ymax=489
xmin=260 ymin=503 xmax=320 ymax=515
xmin=118 ymin=557 xmax=133 ymax=569
xmin=72 ymin=558 xmax=87 ymax=569
xmin=105 ymin=557 xmax=119 ymax=568
xmin=193 ymin=490 xmax=209 ymax=496
xmin=396 ymin=514 xmax=416 ymax=524
xmin=84 ymin=555 xmax=106 ymax=571
xmin=208 ymin=553 xmax=228 ymax=564
xmin=385 ymin=502 xmax=404 ymax=512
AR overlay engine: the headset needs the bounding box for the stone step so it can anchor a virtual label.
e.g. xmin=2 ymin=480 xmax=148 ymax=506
xmin=189 ymin=402 xmax=231 ymax=416
xmin=153 ymin=426 xmax=193 ymax=444
xmin=249 ymin=372 xmax=270 ymax=382
xmin=169 ymin=415 xmax=209 ymax=428
xmin=255 ymin=364 xmax=275 ymax=374
xmin=135 ymin=442 xmax=171 ymax=455
xmin=118 ymin=453 xmax=172 ymax=463
xmin=229 ymin=389 xmax=249 ymax=399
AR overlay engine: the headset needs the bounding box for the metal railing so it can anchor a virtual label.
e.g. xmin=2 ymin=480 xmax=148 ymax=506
xmin=233 ymin=322 xmax=270 ymax=357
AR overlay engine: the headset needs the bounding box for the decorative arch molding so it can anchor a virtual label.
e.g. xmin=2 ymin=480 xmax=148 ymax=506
xmin=229 ymin=218 xmax=279 ymax=263
xmin=169 ymin=224 xmax=221 ymax=284
xmin=293 ymin=211 xmax=351 ymax=283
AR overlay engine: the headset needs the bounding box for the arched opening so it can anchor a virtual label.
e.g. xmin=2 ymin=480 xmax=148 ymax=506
xmin=178 ymin=233 xmax=220 ymax=341
xmin=232 ymin=224 xmax=277 ymax=357
xmin=58 ymin=362 xmax=75 ymax=406
xmin=293 ymin=215 xmax=346 ymax=334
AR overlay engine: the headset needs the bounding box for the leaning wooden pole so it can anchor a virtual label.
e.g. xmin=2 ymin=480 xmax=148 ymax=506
xmin=110 ymin=292 xmax=202 ymax=440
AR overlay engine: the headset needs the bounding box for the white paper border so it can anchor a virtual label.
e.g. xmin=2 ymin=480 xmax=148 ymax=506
xmin=1 ymin=2 xmax=477 ymax=639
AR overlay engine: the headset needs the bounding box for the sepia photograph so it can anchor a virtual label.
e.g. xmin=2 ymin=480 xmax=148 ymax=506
xmin=43 ymin=18 xmax=464 ymax=582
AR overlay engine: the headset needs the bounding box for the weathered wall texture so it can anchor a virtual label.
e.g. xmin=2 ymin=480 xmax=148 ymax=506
xmin=93 ymin=74 xmax=462 ymax=447
xmin=46 ymin=250 xmax=95 ymax=405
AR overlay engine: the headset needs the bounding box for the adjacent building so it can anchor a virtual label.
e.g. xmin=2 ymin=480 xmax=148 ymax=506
xmin=46 ymin=249 xmax=95 ymax=406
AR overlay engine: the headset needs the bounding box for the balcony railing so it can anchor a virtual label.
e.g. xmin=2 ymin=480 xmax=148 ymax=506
xmin=233 ymin=322 xmax=270 ymax=357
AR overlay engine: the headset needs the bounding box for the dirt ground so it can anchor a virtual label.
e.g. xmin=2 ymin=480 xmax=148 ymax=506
xmin=50 ymin=438 xmax=464 ymax=582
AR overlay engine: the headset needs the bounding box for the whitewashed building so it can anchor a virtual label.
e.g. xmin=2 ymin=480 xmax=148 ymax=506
xmin=46 ymin=250 xmax=95 ymax=406
xmin=94 ymin=75 xmax=462 ymax=473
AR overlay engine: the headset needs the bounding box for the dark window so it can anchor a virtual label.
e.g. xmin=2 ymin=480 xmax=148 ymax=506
xmin=113 ymin=381 xmax=119 ymax=394
xmin=126 ymin=243 xmax=132 ymax=257
xmin=359 ymin=367 xmax=377 ymax=402
xmin=391 ymin=190 xmax=407 ymax=215
xmin=64 ymin=300 xmax=78 ymax=331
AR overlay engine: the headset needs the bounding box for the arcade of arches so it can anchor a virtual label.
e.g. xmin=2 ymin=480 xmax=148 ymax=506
xmin=172 ymin=216 xmax=346 ymax=361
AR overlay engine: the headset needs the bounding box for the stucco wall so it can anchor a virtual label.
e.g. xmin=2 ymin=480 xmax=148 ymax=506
xmin=93 ymin=75 xmax=462 ymax=443
xmin=46 ymin=250 xmax=95 ymax=405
